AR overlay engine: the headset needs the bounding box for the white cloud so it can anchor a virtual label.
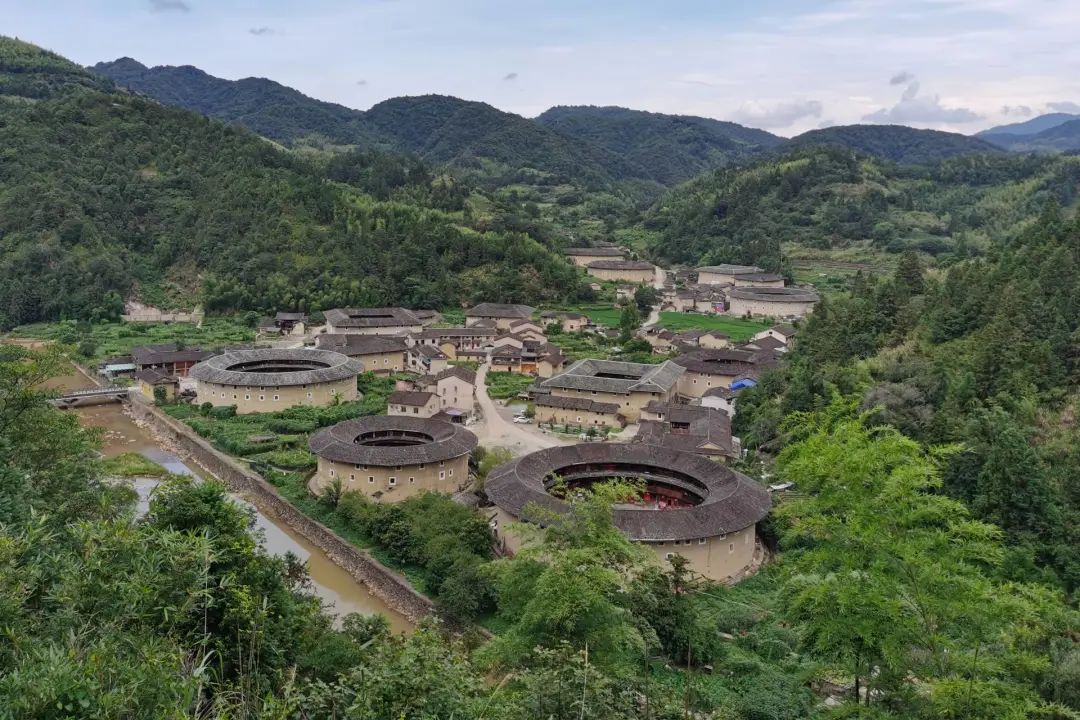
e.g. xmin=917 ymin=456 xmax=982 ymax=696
xmin=890 ymin=71 xmax=915 ymax=85
xmin=729 ymin=99 xmax=824 ymax=129
xmin=863 ymin=76 xmax=981 ymax=125
xmin=148 ymin=0 xmax=189 ymax=12
xmin=502 ymin=72 xmax=518 ymax=81
xmin=1000 ymin=104 xmax=1032 ymax=116
xmin=1048 ymin=101 xmax=1080 ymax=113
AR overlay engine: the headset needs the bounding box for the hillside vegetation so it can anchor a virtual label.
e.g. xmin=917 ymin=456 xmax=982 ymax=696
xmin=536 ymin=105 xmax=782 ymax=185
xmin=783 ymin=123 xmax=1002 ymax=164
xmin=0 ymin=38 xmax=590 ymax=328
xmin=643 ymin=147 xmax=1080 ymax=269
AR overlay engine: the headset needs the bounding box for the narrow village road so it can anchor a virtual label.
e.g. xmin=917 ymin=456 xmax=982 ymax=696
xmin=644 ymin=264 xmax=666 ymax=327
xmin=472 ymin=363 xmax=563 ymax=455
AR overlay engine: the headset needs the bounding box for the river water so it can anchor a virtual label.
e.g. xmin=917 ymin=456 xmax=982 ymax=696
xmin=44 ymin=362 xmax=411 ymax=633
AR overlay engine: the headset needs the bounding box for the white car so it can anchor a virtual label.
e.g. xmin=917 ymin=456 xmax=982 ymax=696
xmin=512 ymin=415 xmax=531 ymax=424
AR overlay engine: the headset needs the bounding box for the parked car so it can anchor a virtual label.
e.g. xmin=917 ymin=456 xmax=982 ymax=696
xmin=512 ymin=415 xmax=531 ymax=424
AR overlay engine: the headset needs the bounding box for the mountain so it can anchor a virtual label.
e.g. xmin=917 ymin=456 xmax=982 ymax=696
xmin=980 ymin=118 xmax=1080 ymax=153
xmin=641 ymin=146 xmax=1080 ymax=268
xmin=91 ymin=60 xmax=650 ymax=187
xmin=0 ymin=37 xmax=589 ymax=328
xmin=782 ymin=124 xmax=1002 ymax=164
xmin=977 ymin=112 xmax=1080 ymax=138
xmin=535 ymin=105 xmax=783 ymax=185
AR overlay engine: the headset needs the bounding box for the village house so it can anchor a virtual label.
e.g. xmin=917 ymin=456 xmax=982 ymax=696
xmin=387 ymin=390 xmax=441 ymax=418
xmin=465 ymin=303 xmax=536 ymax=330
xmin=540 ymin=310 xmax=588 ymax=333
xmin=490 ymin=338 xmax=565 ymax=377
xmin=537 ymin=358 xmax=684 ymax=422
xmin=634 ymin=401 xmax=737 ymax=462
xmin=563 ymin=246 xmax=627 ymax=267
xmin=727 ymin=287 xmax=819 ymax=319
xmin=134 ymin=368 xmax=178 ymax=401
xmin=751 ymin=324 xmax=797 ymax=347
xmin=672 ymin=348 xmax=777 ymax=398
xmin=740 ymin=334 xmax=788 ymax=353
xmin=323 ymin=307 xmax=427 ymax=336
xmin=315 ymin=334 xmax=408 ymax=374
xmin=699 ymin=386 xmax=738 ymax=416
xmin=257 ymin=311 xmax=309 ymax=336
xmin=415 ymin=366 xmax=476 ymax=414
xmin=585 ymin=259 xmax=655 ymax=284
xmin=732 ymin=272 xmax=786 ymax=288
xmin=412 ymin=327 xmax=499 ymax=359
xmin=130 ymin=344 xmax=216 ymax=378
xmin=663 ymin=285 xmax=725 ymax=313
xmin=695 ymin=264 xmax=764 ymax=286
xmin=407 ymin=343 xmax=449 ymax=375
xmin=641 ymin=327 xmax=676 ymax=354
xmin=699 ymin=331 xmax=732 ymax=349
xmin=533 ymin=394 xmax=624 ymax=428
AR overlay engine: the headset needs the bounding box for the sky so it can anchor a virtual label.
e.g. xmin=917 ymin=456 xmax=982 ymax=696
xmin=5 ymin=0 xmax=1080 ymax=136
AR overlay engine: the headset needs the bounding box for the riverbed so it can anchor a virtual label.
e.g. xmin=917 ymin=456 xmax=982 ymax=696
xmin=45 ymin=362 xmax=412 ymax=633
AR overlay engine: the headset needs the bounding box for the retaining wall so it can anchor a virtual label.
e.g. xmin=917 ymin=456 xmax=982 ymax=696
xmin=126 ymin=400 xmax=437 ymax=623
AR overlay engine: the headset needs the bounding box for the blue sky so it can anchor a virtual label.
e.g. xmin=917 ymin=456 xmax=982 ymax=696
xmin=5 ymin=0 xmax=1079 ymax=135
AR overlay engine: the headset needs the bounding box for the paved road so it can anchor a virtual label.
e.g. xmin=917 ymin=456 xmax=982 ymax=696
xmin=644 ymin=265 xmax=666 ymax=327
xmin=471 ymin=363 xmax=563 ymax=455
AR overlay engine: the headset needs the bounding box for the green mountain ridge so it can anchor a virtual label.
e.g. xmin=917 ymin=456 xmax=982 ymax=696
xmin=980 ymin=118 xmax=1080 ymax=153
xmin=977 ymin=111 xmax=1080 ymax=137
xmin=0 ymin=37 xmax=589 ymax=328
xmin=782 ymin=124 xmax=1002 ymax=164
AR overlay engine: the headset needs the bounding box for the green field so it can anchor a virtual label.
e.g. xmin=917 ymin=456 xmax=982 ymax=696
xmin=484 ymin=371 xmax=535 ymax=399
xmin=657 ymin=313 xmax=770 ymax=341
xmin=10 ymin=318 xmax=256 ymax=361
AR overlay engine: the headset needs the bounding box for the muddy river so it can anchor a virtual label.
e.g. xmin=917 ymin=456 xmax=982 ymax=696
xmin=46 ymin=363 xmax=411 ymax=633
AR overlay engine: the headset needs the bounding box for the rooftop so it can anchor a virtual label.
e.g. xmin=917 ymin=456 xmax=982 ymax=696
xmin=324 ymin=307 xmax=423 ymax=328
xmin=190 ymin=348 xmax=362 ymax=387
xmin=673 ymin=348 xmax=776 ymax=377
xmin=534 ymin=394 xmax=621 ymax=414
xmin=388 ymin=390 xmax=436 ymax=407
xmin=734 ymin=272 xmax=785 ymax=282
xmin=539 ymin=358 xmax=684 ymax=395
xmin=564 ymin=246 xmax=626 ymax=257
xmin=309 ymin=415 xmax=477 ymax=467
xmin=424 ymin=365 xmax=477 ymax=385
xmin=727 ymin=287 xmax=820 ymax=302
xmin=697 ymin=264 xmax=763 ymax=275
xmin=466 ymin=303 xmax=536 ymax=319
xmin=586 ymin=259 xmax=655 ymax=271
xmin=485 ymin=444 xmax=770 ymax=541
xmin=315 ymin=334 xmax=408 ymax=356
xmin=634 ymin=402 xmax=734 ymax=457
xmin=130 ymin=344 xmax=215 ymax=366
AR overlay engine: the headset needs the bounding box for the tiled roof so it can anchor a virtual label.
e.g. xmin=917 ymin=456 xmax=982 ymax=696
xmin=539 ymin=359 xmax=684 ymax=395
xmin=309 ymin=416 xmax=477 ymax=466
xmin=564 ymin=246 xmax=626 ymax=257
xmin=131 ymin=344 xmax=215 ymax=366
xmin=586 ymin=259 xmax=655 ymax=271
xmin=633 ymin=402 xmax=735 ymax=457
xmin=134 ymin=368 xmax=176 ymax=385
xmin=466 ymin=303 xmax=535 ymax=319
xmin=190 ymin=348 xmax=362 ymax=387
xmin=324 ymin=307 xmax=423 ymax=328
xmin=535 ymin=394 xmax=620 ymax=414
xmin=727 ymin=287 xmax=819 ymax=302
xmin=734 ymin=272 xmax=785 ymax=282
xmin=388 ymin=390 xmax=436 ymax=406
xmin=673 ymin=348 xmax=776 ymax=377
xmin=696 ymin=264 xmax=763 ymax=275
xmin=485 ymin=444 xmax=770 ymax=541
xmin=417 ymin=327 xmax=498 ymax=339
xmin=316 ymin=334 xmax=408 ymax=356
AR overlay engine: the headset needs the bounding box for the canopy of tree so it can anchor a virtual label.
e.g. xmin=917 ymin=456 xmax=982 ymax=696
xmin=536 ymin=105 xmax=783 ymax=185
xmin=0 ymin=38 xmax=592 ymax=328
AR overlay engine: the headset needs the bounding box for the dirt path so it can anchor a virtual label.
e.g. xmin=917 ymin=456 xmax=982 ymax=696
xmin=471 ymin=363 xmax=563 ymax=455
xmin=644 ymin=264 xmax=666 ymax=327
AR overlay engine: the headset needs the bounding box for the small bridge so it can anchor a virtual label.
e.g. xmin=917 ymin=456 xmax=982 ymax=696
xmin=50 ymin=386 xmax=130 ymax=409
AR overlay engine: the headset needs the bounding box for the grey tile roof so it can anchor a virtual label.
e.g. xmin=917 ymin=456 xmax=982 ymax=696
xmin=734 ymin=272 xmax=785 ymax=282
xmin=134 ymin=368 xmax=177 ymax=385
xmin=586 ymin=259 xmax=655 ymax=271
xmin=412 ymin=344 xmax=447 ymax=359
xmin=633 ymin=403 xmax=734 ymax=457
xmin=432 ymin=366 xmax=477 ymax=385
xmin=417 ymin=327 xmax=498 ymax=339
xmin=309 ymin=416 xmax=477 ymax=466
xmin=316 ymin=334 xmax=408 ymax=356
xmin=696 ymin=264 xmax=763 ymax=275
xmin=485 ymin=444 xmax=770 ymax=541
xmin=190 ymin=348 xmax=362 ymax=387
xmin=466 ymin=303 xmax=535 ymax=319
xmin=539 ymin=359 xmax=684 ymax=395
xmin=673 ymin=348 xmax=776 ymax=377
xmin=131 ymin=344 xmax=216 ymax=366
xmin=727 ymin=287 xmax=819 ymax=302
xmin=535 ymin=394 xmax=621 ymax=414
xmin=388 ymin=390 xmax=436 ymax=407
xmin=324 ymin=307 xmax=423 ymax=328
xmin=564 ymin=246 xmax=626 ymax=257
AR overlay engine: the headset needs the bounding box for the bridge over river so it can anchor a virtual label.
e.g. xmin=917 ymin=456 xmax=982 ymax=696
xmin=49 ymin=386 xmax=130 ymax=408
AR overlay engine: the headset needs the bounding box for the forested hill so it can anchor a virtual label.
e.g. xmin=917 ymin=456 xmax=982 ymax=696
xmin=0 ymin=37 xmax=589 ymax=328
xmin=92 ymin=59 xmax=650 ymax=187
xmin=980 ymin=118 xmax=1080 ymax=153
xmin=642 ymin=147 xmax=1080 ymax=268
xmin=1 ymin=36 xmax=111 ymax=98
xmin=782 ymin=124 xmax=1002 ymax=164
xmin=535 ymin=105 xmax=782 ymax=185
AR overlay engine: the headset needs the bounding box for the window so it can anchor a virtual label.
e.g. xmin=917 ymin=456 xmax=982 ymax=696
xmin=328 ymin=469 xmax=335 ymax=477
xmin=409 ymin=477 xmax=415 ymax=484
xmin=273 ymin=395 xmax=279 ymax=401
xmin=419 ymin=463 xmax=425 ymax=470
xmin=388 ymin=477 xmax=397 ymax=487
xmin=439 ymin=461 xmax=445 ymax=467
xmin=368 ymin=476 xmax=375 ymax=484
xmin=699 ymin=538 xmax=707 ymax=545
xmin=220 ymin=392 xmax=226 ymax=398
xmin=244 ymin=394 xmax=250 ymax=400
xmin=232 ymin=394 xmax=237 ymax=399
xmin=307 ymin=392 xmax=313 ymax=399
xmin=439 ymin=471 xmax=445 ymax=480
xmin=448 ymin=469 xmax=453 ymax=477
xmin=349 ymin=474 xmax=355 ymax=480
xmin=729 ymin=543 xmax=735 ymax=553
xmin=665 ymin=553 xmax=675 ymax=560
xmin=258 ymin=395 xmax=265 ymax=401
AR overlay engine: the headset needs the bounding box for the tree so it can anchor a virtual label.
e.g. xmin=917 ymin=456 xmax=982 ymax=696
xmin=617 ymin=303 xmax=641 ymax=343
xmin=633 ymin=285 xmax=660 ymax=314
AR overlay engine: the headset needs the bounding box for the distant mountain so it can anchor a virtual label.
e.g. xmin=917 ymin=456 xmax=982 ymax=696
xmin=783 ymin=124 xmax=1001 ymax=164
xmin=981 ymin=118 xmax=1080 ymax=153
xmin=977 ymin=113 xmax=1080 ymax=138
xmin=91 ymin=60 xmax=650 ymax=186
xmin=535 ymin=105 xmax=782 ymax=185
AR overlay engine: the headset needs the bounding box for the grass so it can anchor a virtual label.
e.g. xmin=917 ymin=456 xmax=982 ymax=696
xmin=10 ymin=318 xmax=256 ymax=362
xmin=101 ymin=452 xmax=171 ymax=478
xmin=484 ymin=371 xmax=535 ymax=399
xmin=657 ymin=313 xmax=770 ymax=341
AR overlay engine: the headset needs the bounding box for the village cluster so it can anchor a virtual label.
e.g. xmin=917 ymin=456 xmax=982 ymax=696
xmin=98 ymin=247 xmax=814 ymax=583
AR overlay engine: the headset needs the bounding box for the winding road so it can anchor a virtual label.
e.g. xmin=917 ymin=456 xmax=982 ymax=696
xmin=644 ymin=264 xmax=666 ymax=328
xmin=472 ymin=363 xmax=563 ymax=454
